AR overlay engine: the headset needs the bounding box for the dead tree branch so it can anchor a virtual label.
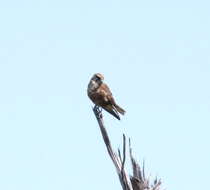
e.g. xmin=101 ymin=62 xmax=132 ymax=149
xmin=92 ymin=105 xmax=162 ymax=190
xmin=93 ymin=106 xmax=133 ymax=190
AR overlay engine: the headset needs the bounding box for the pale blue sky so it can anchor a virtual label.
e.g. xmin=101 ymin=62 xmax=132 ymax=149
xmin=0 ymin=0 xmax=210 ymax=190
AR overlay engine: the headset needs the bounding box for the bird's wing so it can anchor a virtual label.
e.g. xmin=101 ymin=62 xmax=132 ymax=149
xmin=97 ymin=84 xmax=121 ymax=120
xmin=100 ymin=83 xmax=125 ymax=115
xmin=99 ymin=83 xmax=116 ymax=105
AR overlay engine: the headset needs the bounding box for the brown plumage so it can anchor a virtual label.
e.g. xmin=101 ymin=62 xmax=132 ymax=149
xmin=87 ymin=73 xmax=125 ymax=120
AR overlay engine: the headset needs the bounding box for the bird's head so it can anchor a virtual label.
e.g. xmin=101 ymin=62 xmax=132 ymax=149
xmin=91 ymin=73 xmax=104 ymax=84
xmin=87 ymin=73 xmax=104 ymax=93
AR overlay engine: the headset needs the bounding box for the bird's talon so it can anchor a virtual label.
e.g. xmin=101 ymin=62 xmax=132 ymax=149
xmin=93 ymin=105 xmax=101 ymax=114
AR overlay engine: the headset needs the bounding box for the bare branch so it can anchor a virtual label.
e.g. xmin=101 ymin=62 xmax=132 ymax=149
xmin=93 ymin=105 xmax=133 ymax=190
xmin=92 ymin=105 xmax=163 ymax=190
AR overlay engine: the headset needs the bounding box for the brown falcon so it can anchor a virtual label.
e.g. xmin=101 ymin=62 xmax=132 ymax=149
xmin=87 ymin=73 xmax=125 ymax=120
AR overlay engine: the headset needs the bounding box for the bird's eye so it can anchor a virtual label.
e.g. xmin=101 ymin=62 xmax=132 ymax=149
xmin=95 ymin=76 xmax=100 ymax=81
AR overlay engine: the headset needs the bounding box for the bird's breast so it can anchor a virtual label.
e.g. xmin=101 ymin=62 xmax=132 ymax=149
xmin=87 ymin=80 xmax=99 ymax=93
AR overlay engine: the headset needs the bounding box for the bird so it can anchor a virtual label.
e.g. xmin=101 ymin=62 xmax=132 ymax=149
xmin=87 ymin=73 xmax=125 ymax=120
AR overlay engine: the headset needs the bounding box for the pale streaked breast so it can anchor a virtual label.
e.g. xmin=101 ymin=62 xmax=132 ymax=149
xmin=87 ymin=80 xmax=99 ymax=94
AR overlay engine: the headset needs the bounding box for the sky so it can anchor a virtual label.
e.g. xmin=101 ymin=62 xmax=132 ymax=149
xmin=0 ymin=0 xmax=210 ymax=190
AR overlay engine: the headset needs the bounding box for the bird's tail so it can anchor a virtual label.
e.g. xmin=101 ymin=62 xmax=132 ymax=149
xmin=114 ymin=104 xmax=126 ymax=115
xmin=103 ymin=105 xmax=121 ymax=120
